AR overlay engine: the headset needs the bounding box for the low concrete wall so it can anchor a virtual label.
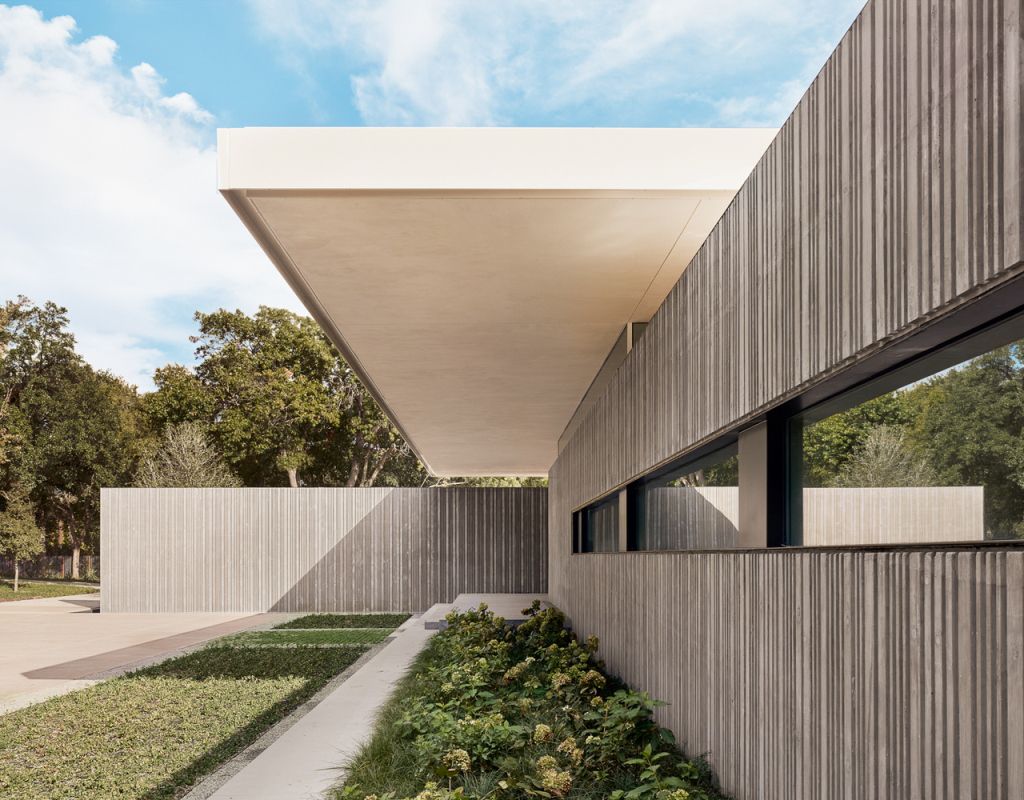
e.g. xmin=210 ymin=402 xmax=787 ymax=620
xmin=803 ymin=487 xmax=984 ymax=546
xmin=101 ymin=487 xmax=547 ymax=613
xmin=562 ymin=546 xmax=1024 ymax=799
xmin=636 ymin=487 xmax=984 ymax=549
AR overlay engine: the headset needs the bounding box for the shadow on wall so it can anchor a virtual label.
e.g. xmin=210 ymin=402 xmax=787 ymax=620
xmin=101 ymin=487 xmax=548 ymax=614
xmin=637 ymin=486 xmax=740 ymax=550
xmin=268 ymin=488 xmax=547 ymax=612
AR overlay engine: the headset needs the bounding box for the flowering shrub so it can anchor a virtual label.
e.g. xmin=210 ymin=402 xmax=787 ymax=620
xmin=339 ymin=602 xmax=728 ymax=800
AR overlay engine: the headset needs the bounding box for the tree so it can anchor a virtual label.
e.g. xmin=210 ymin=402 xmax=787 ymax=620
xmin=802 ymin=392 xmax=915 ymax=487
xmin=833 ymin=425 xmax=938 ymax=488
xmin=190 ymin=308 xmax=342 ymax=487
xmin=135 ymin=422 xmax=241 ymax=488
xmin=322 ymin=362 xmax=422 ymax=487
xmin=0 ymin=488 xmax=44 ymax=591
xmin=143 ymin=364 xmax=213 ymax=433
xmin=23 ymin=364 xmax=143 ymax=577
xmin=908 ymin=344 xmax=1024 ymax=538
xmin=0 ymin=298 xmax=79 ymax=498
xmin=147 ymin=307 xmax=424 ymax=488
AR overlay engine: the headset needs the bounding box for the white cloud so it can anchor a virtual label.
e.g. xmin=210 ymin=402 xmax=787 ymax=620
xmin=0 ymin=5 xmax=301 ymax=390
xmin=247 ymin=0 xmax=865 ymax=126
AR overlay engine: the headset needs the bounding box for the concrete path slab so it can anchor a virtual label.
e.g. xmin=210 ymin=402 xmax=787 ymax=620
xmin=422 ymin=592 xmax=550 ymax=628
xmin=0 ymin=593 xmax=280 ymax=713
xmin=204 ymin=616 xmax=436 ymax=800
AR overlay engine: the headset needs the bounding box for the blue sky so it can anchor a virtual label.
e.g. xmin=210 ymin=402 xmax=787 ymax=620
xmin=1 ymin=0 xmax=865 ymax=388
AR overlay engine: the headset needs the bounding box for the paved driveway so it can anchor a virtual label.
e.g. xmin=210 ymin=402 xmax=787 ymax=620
xmin=0 ymin=592 xmax=278 ymax=713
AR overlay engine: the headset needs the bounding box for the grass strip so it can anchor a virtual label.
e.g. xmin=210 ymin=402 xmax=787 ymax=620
xmin=223 ymin=628 xmax=393 ymax=647
xmin=0 ymin=580 xmax=99 ymax=602
xmin=274 ymin=612 xmax=411 ymax=630
xmin=0 ymin=644 xmax=365 ymax=800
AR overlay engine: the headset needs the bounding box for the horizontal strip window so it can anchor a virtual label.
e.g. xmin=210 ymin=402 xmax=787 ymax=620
xmin=627 ymin=443 xmax=739 ymax=551
xmin=572 ymin=492 xmax=619 ymax=553
xmin=570 ymin=291 xmax=1024 ymax=556
xmin=788 ymin=308 xmax=1024 ymax=547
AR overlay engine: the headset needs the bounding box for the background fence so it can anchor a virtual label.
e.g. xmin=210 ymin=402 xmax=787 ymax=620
xmin=101 ymin=487 xmax=547 ymax=613
xmin=0 ymin=555 xmax=99 ymax=581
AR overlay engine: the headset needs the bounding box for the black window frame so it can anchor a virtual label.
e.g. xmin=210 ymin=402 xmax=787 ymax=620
xmin=784 ymin=307 xmax=1024 ymax=546
xmin=571 ymin=491 xmax=620 ymax=553
xmin=626 ymin=441 xmax=739 ymax=552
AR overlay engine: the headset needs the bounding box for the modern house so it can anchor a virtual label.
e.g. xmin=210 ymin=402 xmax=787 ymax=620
xmin=101 ymin=1 xmax=1023 ymax=797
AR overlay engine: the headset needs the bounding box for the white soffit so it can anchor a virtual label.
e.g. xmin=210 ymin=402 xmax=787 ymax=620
xmin=218 ymin=127 xmax=776 ymax=477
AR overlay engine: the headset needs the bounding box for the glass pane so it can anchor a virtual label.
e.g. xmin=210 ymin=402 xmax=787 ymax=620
xmin=629 ymin=445 xmax=739 ymax=551
xmin=797 ymin=338 xmax=1024 ymax=544
xmin=581 ymin=494 xmax=618 ymax=552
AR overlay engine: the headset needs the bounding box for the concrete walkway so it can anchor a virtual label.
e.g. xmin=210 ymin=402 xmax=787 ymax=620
xmin=203 ymin=615 xmax=436 ymax=800
xmin=197 ymin=593 xmax=549 ymax=800
xmin=0 ymin=592 xmax=275 ymax=713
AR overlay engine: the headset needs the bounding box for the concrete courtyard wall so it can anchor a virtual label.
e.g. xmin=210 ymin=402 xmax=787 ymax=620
xmin=101 ymin=487 xmax=547 ymax=613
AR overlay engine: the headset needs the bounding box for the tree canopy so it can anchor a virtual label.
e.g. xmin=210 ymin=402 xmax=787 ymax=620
xmin=135 ymin=422 xmax=241 ymax=488
xmin=1 ymin=298 xmax=144 ymax=576
xmin=145 ymin=307 xmax=422 ymax=488
xmin=803 ymin=343 xmax=1024 ymax=538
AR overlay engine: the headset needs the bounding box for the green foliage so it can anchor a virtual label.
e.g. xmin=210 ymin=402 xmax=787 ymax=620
xmin=802 ymin=393 xmax=914 ymax=487
xmin=434 ymin=477 xmax=550 ymax=489
xmin=800 ymin=342 xmax=1024 ymax=537
xmin=276 ymin=612 xmax=412 ymax=630
xmin=0 ymin=488 xmax=44 ymax=590
xmin=144 ymin=363 xmax=214 ymax=431
xmin=134 ymin=421 xmax=241 ymax=488
xmin=147 ymin=307 xmax=423 ymax=488
xmin=339 ymin=603 xmax=728 ymax=800
xmin=0 ymin=580 xmax=97 ymax=602
xmin=906 ymin=344 xmax=1024 ymax=537
xmin=703 ymin=455 xmax=738 ymax=487
xmin=0 ymin=489 xmax=43 ymax=558
xmin=833 ymin=426 xmax=938 ymax=488
xmin=1 ymin=298 xmax=146 ymax=570
xmin=21 ymin=363 xmax=143 ymax=552
xmin=224 ymin=628 xmax=393 ymax=647
xmin=0 ymin=638 xmax=366 ymax=799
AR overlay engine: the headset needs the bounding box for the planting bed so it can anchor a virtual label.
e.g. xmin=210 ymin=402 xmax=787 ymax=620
xmin=337 ymin=603 xmax=728 ymax=800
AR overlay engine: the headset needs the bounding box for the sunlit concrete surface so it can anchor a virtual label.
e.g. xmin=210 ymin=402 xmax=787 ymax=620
xmin=0 ymin=592 xmax=276 ymax=713
xmin=204 ymin=615 xmax=435 ymax=800
xmin=219 ymin=127 xmax=777 ymax=476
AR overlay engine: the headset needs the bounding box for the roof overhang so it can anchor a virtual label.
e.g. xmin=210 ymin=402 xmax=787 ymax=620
xmin=218 ymin=127 xmax=775 ymax=476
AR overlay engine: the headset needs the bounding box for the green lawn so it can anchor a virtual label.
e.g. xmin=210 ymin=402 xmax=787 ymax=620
xmin=224 ymin=628 xmax=393 ymax=647
xmin=0 ymin=580 xmax=99 ymax=602
xmin=274 ymin=612 xmax=411 ymax=630
xmin=0 ymin=643 xmax=365 ymax=799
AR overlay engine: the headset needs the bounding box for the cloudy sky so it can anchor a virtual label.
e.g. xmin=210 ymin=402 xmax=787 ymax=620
xmin=1 ymin=0 xmax=864 ymax=389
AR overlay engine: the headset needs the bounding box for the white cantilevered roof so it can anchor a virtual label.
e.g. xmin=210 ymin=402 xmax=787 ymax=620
xmin=218 ymin=127 xmax=775 ymax=476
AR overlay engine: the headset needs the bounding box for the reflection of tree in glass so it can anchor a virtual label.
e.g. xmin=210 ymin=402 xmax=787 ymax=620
xmin=669 ymin=455 xmax=738 ymax=487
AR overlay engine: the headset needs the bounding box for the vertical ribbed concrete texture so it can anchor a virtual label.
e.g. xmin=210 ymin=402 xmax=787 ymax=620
xmin=102 ymin=488 xmax=547 ymax=613
xmin=566 ymin=549 xmax=1024 ymax=800
xmin=549 ymin=0 xmax=1024 ymax=797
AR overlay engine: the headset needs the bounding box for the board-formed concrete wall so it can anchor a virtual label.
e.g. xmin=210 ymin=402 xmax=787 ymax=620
xmin=101 ymin=487 xmax=546 ymax=613
xmin=549 ymin=0 xmax=1024 ymax=797
xmin=567 ymin=548 xmax=1024 ymax=800
xmin=636 ymin=486 xmax=983 ymax=549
